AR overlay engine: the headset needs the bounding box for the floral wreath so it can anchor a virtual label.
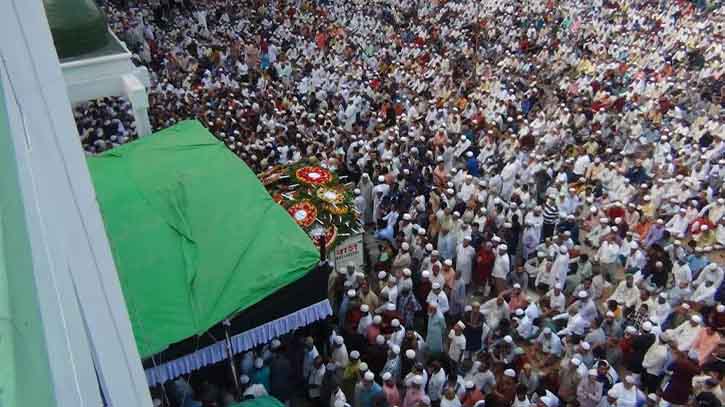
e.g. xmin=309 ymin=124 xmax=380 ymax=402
xmin=295 ymin=166 xmax=332 ymax=185
xmin=287 ymin=201 xmax=318 ymax=228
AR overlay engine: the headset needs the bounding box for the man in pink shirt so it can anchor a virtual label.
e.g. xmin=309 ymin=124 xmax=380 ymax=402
xmin=691 ymin=324 xmax=721 ymax=366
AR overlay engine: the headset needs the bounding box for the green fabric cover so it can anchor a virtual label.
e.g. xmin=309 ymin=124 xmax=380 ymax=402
xmin=43 ymin=0 xmax=109 ymax=59
xmin=231 ymin=396 xmax=285 ymax=407
xmin=87 ymin=120 xmax=320 ymax=358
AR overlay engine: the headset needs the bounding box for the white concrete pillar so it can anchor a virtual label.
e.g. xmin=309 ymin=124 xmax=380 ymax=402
xmin=122 ymin=71 xmax=152 ymax=137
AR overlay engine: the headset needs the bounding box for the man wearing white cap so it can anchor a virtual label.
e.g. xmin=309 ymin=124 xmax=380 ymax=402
xmin=307 ymin=356 xmax=326 ymax=404
xmin=399 ymin=213 xmax=416 ymax=243
xmin=402 ymin=375 xmax=426 ymax=407
xmin=535 ymin=327 xmax=563 ymax=359
xmin=357 ymin=173 xmax=374 ymax=225
xmin=381 ymin=276 xmax=400 ymax=307
xmin=426 ymin=302 xmax=447 ymax=357
xmin=608 ymin=375 xmax=644 ymax=407
xmin=331 ymin=335 xmax=349 ymax=369
xmin=382 ymin=344 xmax=401 ymax=382
xmin=607 ymin=275 xmax=641 ymax=310
xmin=428 ymin=360 xmax=447 ymax=405
xmin=481 ymin=295 xmax=510 ymax=331
xmin=577 ymin=368 xmax=603 ymax=407
xmin=427 ymin=282 xmax=450 ymax=315
xmin=356 ymin=371 xmax=383 ymax=407
xmin=456 ymin=235 xmax=476 ymax=285
xmin=381 ymin=371 xmax=400 ymax=406
xmin=492 ymin=244 xmax=511 ymax=294
xmin=667 ymin=312 xmax=704 ymax=352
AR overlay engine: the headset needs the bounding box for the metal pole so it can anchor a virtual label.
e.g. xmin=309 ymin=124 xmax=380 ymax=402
xmin=223 ymin=320 xmax=241 ymax=396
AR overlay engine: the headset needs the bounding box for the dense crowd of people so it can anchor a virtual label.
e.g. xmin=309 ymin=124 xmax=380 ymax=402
xmin=79 ymin=0 xmax=725 ymax=406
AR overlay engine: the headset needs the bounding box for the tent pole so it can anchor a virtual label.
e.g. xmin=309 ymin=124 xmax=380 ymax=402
xmin=222 ymin=320 xmax=240 ymax=397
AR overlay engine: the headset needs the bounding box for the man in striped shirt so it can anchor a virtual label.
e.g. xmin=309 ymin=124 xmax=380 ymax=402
xmin=542 ymin=196 xmax=560 ymax=241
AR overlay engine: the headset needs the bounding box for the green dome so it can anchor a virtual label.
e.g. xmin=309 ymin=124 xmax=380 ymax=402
xmin=43 ymin=0 xmax=110 ymax=59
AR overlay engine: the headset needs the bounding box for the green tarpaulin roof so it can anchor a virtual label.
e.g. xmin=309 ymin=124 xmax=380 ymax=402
xmin=87 ymin=120 xmax=320 ymax=358
xmin=231 ymin=396 xmax=285 ymax=407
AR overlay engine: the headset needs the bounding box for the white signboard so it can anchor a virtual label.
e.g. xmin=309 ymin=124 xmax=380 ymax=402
xmin=334 ymin=234 xmax=365 ymax=273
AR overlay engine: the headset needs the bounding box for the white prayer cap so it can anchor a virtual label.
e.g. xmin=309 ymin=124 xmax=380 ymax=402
xmin=361 ymin=304 xmax=369 ymax=312
xmin=580 ymin=341 xmax=591 ymax=350
xmin=456 ymin=321 xmax=466 ymax=329
xmin=382 ymin=372 xmax=392 ymax=381
xmin=432 ymin=282 xmax=441 ymax=290
xmin=717 ymin=304 xmax=725 ymax=312
xmin=255 ymin=357 xmax=264 ymax=368
xmin=499 ymin=244 xmax=508 ymax=251
xmin=625 ymin=326 xmax=637 ymax=334
xmin=350 ymin=350 xmax=360 ymax=359
xmin=240 ymin=374 xmax=250 ymax=384
xmin=335 ymin=336 xmax=344 ymax=345
xmin=403 ymin=268 xmax=412 ymax=276
xmin=648 ymin=394 xmax=658 ymax=402
xmin=418 ymin=228 xmax=427 ymax=236
xmin=504 ymin=335 xmax=513 ymax=343
xmin=432 ymin=250 xmax=440 ymax=256
xmin=543 ymin=327 xmax=552 ymax=334
xmin=406 ymin=349 xmax=416 ymax=359
xmin=606 ymin=311 xmax=615 ymax=317
xmin=578 ymin=290 xmax=588 ymax=298
xmin=466 ymin=151 xmax=474 ymax=157
xmin=691 ymin=315 xmax=703 ymax=324
xmin=378 ymin=271 xmax=387 ymax=280
xmin=401 ymin=242 xmax=410 ymax=251
xmin=347 ymin=289 xmax=356 ymax=297
xmin=513 ymin=283 xmax=521 ymax=289
xmin=504 ymin=369 xmax=516 ymax=378
xmin=376 ymin=334 xmax=386 ymax=345
xmin=554 ymin=283 xmax=562 ymax=289
xmin=390 ymin=345 xmax=400 ymax=354
xmin=465 ymin=381 xmax=475 ymax=389
xmin=392 ymin=319 xmax=401 ymax=327
xmin=446 ymin=188 xmax=455 ymax=195
xmin=599 ymin=217 xmax=609 ymax=223
xmin=403 ymin=213 xmax=412 ymax=221
xmin=571 ymin=358 xmax=581 ymax=366
xmin=681 ymin=303 xmax=691 ymax=310
xmin=422 ymin=270 xmax=431 ymax=279
xmin=378 ymin=175 xmax=385 ymax=182
xmin=373 ymin=315 xmax=382 ymax=324
xmin=386 ymin=303 xmax=396 ymax=311
xmin=444 ymin=259 xmax=453 ymax=266
xmin=354 ymin=188 xmax=361 ymax=195
xmin=515 ymin=308 xmax=524 ymax=316
xmin=413 ymin=375 xmax=424 ymax=385
xmin=364 ymin=371 xmax=375 ymax=381
xmin=425 ymin=243 xmax=434 ymax=251
xmin=271 ymin=339 xmax=281 ymax=349
xmin=607 ymin=389 xmax=618 ymax=398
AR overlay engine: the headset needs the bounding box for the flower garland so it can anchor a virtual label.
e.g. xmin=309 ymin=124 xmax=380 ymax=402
xmin=259 ymin=160 xmax=362 ymax=248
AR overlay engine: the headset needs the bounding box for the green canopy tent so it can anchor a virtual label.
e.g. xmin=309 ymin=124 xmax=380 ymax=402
xmin=230 ymin=396 xmax=285 ymax=407
xmin=87 ymin=121 xmax=323 ymax=369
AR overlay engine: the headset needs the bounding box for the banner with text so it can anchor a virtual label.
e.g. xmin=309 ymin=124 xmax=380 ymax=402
xmin=334 ymin=234 xmax=364 ymax=273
